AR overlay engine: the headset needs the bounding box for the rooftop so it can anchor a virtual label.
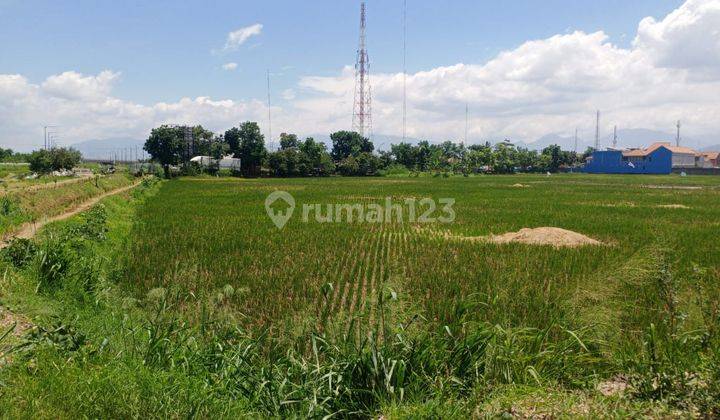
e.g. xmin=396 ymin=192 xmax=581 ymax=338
xmin=621 ymin=142 xmax=697 ymax=158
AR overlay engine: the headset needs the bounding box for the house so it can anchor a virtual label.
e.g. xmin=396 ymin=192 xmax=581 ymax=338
xmin=584 ymin=145 xmax=673 ymax=174
xmin=623 ymin=142 xmax=699 ymax=168
xmin=700 ymin=151 xmax=720 ymax=168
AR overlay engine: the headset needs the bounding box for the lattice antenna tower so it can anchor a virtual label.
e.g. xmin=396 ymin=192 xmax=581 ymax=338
xmin=352 ymin=1 xmax=372 ymax=138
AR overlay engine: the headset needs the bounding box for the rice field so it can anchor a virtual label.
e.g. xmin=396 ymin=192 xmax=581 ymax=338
xmin=1 ymin=173 xmax=719 ymax=417
xmin=122 ymin=174 xmax=720 ymax=339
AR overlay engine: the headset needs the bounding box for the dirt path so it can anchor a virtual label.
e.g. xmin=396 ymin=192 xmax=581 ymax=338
xmin=0 ymin=181 xmax=141 ymax=248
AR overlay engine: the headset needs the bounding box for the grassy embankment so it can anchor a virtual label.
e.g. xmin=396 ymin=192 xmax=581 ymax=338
xmin=0 ymin=172 xmax=135 ymax=238
xmin=0 ymin=173 xmax=719 ymax=417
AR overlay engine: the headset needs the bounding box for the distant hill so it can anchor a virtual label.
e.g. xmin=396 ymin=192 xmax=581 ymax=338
xmin=525 ymin=128 xmax=719 ymax=152
xmin=72 ymin=129 xmax=718 ymax=158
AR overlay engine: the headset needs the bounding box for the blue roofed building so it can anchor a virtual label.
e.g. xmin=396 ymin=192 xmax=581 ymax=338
xmin=583 ymin=143 xmax=673 ymax=174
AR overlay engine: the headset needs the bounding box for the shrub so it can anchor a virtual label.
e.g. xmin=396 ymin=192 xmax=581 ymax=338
xmin=28 ymin=147 xmax=82 ymax=174
xmin=2 ymin=237 xmax=37 ymax=268
xmin=33 ymin=237 xmax=73 ymax=294
xmin=0 ymin=196 xmax=19 ymax=216
xmin=379 ymin=163 xmax=410 ymax=176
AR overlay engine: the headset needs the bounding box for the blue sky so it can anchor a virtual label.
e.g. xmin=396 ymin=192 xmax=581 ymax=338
xmin=1 ymin=0 xmax=682 ymax=104
xmin=2 ymin=0 xmax=719 ymax=150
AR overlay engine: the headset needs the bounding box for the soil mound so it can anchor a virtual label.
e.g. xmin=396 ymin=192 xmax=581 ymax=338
xmin=488 ymin=227 xmax=602 ymax=248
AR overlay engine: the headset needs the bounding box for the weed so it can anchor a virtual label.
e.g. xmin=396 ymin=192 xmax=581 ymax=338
xmin=1 ymin=237 xmax=37 ymax=268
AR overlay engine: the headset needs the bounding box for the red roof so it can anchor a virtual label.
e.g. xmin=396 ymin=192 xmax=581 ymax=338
xmin=622 ymin=142 xmax=697 ymax=157
xmin=702 ymin=151 xmax=719 ymax=161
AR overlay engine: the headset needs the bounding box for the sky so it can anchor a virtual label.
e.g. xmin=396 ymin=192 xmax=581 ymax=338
xmin=1 ymin=0 xmax=720 ymax=151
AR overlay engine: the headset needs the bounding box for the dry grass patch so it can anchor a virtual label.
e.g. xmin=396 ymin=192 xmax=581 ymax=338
xmin=417 ymin=226 xmax=603 ymax=248
xmin=487 ymin=227 xmax=603 ymax=247
xmin=654 ymin=204 xmax=690 ymax=209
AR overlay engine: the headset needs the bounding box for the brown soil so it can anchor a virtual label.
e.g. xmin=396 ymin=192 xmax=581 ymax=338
xmin=487 ymin=227 xmax=603 ymax=247
xmin=0 ymin=181 xmax=141 ymax=248
xmin=0 ymin=307 xmax=32 ymax=338
xmin=596 ymin=376 xmax=629 ymax=397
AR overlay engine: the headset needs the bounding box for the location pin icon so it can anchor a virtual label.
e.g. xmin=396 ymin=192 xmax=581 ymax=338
xmin=265 ymin=190 xmax=295 ymax=230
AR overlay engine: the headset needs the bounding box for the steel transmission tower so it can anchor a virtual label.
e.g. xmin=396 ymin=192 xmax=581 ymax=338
xmin=352 ymin=1 xmax=372 ymax=138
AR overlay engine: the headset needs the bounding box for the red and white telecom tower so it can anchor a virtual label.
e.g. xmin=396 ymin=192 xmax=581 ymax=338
xmin=352 ymin=2 xmax=372 ymax=138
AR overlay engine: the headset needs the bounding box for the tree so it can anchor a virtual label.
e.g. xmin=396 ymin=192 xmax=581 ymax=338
xmin=356 ymin=152 xmax=380 ymax=176
xmin=279 ymin=133 xmax=299 ymax=150
xmin=268 ymin=148 xmax=300 ymax=177
xmin=28 ymin=147 xmax=82 ymax=175
xmin=391 ymin=142 xmax=417 ymax=169
xmin=224 ymin=127 xmax=241 ymax=155
xmin=330 ymin=131 xmax=373 ymax=161
xmin=51 ymin=147 xmax=81 ymax=170
xmin=492 ymin=143 xmax=517 ymax=173
xmin=516 ymin=148 xmax=539 ymax=172
xmin=298 ymin=137 xmax=334 ymax=176
xmin=190 ymin=125 xmax=216 ymax=157
xmin=236 ymin=121 xmax=267 ymax=177
xmin=144 ymin=125 xmax=185 ymax=178
xmin=0 ymin=148 xmax=13 ymax=161
xmin=28 ymin=150 xmax=53 ymax=174
xmin=337 ymin=155 xmax=360 ymax=176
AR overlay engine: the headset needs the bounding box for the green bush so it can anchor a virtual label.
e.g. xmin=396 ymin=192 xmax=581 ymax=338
xmin=33 ymin=237 xmax=73 ymax=294
xmin=28 ymin=147 xmax=82 ymax=174
xmin=2 ymin=237 xmax=37 ymax=268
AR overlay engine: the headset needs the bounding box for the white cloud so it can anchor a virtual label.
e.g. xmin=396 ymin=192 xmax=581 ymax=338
xmin=222 ymin=62 xmax=238 ymax=71
xmin=222 ymin=23 xmax=262 ymax=51
xmin=2 ymin=0 xmax=720 ymax=151
xmin=281 ymin=89 xmax=296 ymax=100
xmin=292 ymin=1 xmax=720 ymax=142
xmin=634 ymin=0 xmax=720 ymax=75
xmin=0 ymin=71 xmax=268 ymax=150
xmin=41 ymin=70 xmax=120 ymax=100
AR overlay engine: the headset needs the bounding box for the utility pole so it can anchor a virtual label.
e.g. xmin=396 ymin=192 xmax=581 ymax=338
xmin=266 ymin=69 xmax=273 ymax=150
xmin=612 ymin=125 xmax=617 ymax=148
xmin=43 ymin=125 xmax=58 ymax=150
xmin=402 ymin=0 xmax=407 ymax=143
xmin=464 ymin=103 xmax=468 ymax=146
xmin=594 ymin=110 xmax=600 ymax=150
xmin=676 ymin=120 xmax=681 ymax=147
xmin=574 ymin=128 xmax=578 ymax=154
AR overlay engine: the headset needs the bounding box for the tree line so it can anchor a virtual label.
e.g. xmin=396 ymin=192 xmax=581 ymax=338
xmin=144 ymin=122 xmax=590 ymax=178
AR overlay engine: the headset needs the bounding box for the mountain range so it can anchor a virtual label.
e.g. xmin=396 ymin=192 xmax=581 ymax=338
xmin=71 ymin=129 xmax=719 ymax=159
